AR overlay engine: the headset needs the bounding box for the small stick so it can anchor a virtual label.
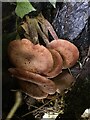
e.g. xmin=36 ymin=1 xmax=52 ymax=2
xmin=67 ymin=68 xmax=72 ymax=76
xmin=44 ymin=19 xmax=58 ymax=40
xmin=82 ymin=46 xmax=90 ymax=66
xmin=6 ymin=91 xmax=22 ymax=120
xmin=21 ymin=97 xmax=56 ymax=118
xmin=37 ymin=13 xmax=58 ymax=40
xmin=35 ymin=19 xmax=50 ymax=47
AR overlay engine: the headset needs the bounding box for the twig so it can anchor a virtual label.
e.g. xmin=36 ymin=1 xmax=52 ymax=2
xmin=37 ymin=13 xmax=58 ymax=40
xmin=82 ymin=46 xmax=90 ymax=66
xmin=2 ymin=11 xmax=15 ymax=22
xmin=76 ymin=46 xmax=90 ymax=79
xmin=29 ymin=104 xmax=38 ymax=109
xmin=67 ymin=68 xmax=72 ymax=76
xmin=6 ymin=91 xmax=22 ymax=120
xmin=35 ymin=19 xmax=50 ymax=47
xmin=21 ymin=97 xmax=56 ymax=118
xmin=44 ymin=19 xmax=58 ymax=40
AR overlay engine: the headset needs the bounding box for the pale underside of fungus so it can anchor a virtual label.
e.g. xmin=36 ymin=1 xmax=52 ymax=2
xmin=52 ymin=70 xmax=75 ymax=94
xmin=19 ymin=81 xmax=48 ymax=99
xmin=8 ymin=14 xmax=79 ymax=99
xmin=8 ymin=68 xmax=56 ymax=95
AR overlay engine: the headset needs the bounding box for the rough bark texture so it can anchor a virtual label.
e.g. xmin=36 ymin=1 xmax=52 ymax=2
xmin=56 ymin=58 xmax=90 ymax=120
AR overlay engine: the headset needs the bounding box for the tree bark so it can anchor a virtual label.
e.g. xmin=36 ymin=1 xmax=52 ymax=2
xmin=56 ymin=57 xmax=90 ymax=120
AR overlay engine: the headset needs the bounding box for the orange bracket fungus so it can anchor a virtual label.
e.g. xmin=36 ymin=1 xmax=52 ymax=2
xmin=48 ymin=39 xmax=79 ymax=69
xmin=8 ymin=14 xmax=79 ymax=99
xmin=8 ymin=68 xmax=56 ymax=95
xmin=45 ymin=49 xmax=63 ymax=78
xmin=18 ymin=81 xmax=48 ymax=100
xmin=8 ymin=38 xmax=53 ymax=74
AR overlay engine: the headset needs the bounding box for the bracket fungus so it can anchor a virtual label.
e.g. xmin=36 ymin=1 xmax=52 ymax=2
xmin=18 ymin=81 xmax=48 ymax=100
xmin=45 ymin=49 xmax=63 ymax=78
xmin=8 ymin=14 xmax=79 ymax=99
xmin=8 ymin=38 xmax=53 ymax=74
xmin=8 ymin=68 xmax=56 ymax=95
xmin=48 ymin=39 xmax=79 ymax=69
xmin=52 ymin=71 xmax=75 ymax=94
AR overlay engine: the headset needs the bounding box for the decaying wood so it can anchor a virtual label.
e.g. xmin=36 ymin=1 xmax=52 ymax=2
xmin=56 ymin=50 xmax=90 ymax=120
